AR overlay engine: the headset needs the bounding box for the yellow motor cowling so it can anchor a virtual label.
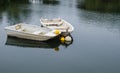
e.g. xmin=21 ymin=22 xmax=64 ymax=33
xmin=54 ymin=30 xmax=60 ymax=35
xmin=60 ymin=36 xmax=65 ymax=42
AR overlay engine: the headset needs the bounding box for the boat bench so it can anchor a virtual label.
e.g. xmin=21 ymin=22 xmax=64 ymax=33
xmin=32 ymin=31 xmax=44 ymax=35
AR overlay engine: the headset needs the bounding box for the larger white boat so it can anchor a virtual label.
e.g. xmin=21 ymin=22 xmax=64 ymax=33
xmin=40 ymin=18 xmax=74 ymax=36
xmin=4 ymin=23 xmax=61 ymax=41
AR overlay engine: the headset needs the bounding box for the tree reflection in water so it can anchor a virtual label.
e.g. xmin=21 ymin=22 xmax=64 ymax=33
xmin=0 ymin=0 xmax=60 ymax=25
xmin=0 ymin=0 xmax=60 ymax=4
xmin=77 ymin=0 xmax=120 ymax=13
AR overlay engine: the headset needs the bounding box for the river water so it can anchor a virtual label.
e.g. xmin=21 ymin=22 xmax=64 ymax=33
xmin=0 ymin=0 xmax=120 ymax=73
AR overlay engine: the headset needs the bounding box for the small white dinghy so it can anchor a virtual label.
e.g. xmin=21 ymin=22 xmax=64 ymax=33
xmin=40 ymin=18 xmax=74 ymax=36
xmin=4 ymin=23 xmax=61 ymax=41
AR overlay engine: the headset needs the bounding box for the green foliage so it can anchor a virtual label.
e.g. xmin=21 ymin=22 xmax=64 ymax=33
xmin=78 ymin=0 xmax=120 ymax=12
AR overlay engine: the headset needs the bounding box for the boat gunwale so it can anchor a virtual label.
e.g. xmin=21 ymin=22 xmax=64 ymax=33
xmin=4 ymin=24 xmax=58 ymax=37
xmin=40 ymin=19 xmax=74 ymax=33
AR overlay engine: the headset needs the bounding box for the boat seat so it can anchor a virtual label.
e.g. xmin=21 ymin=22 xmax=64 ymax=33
xmin=32 ymin=31 xmax=44 ymax=35
xmin=15 ymin=24 xmax=21 ymax=30
xmin=15 ymin=24 xmax=26 ymax=32
xmin=41 ymin=19 xmax=63 ymax=26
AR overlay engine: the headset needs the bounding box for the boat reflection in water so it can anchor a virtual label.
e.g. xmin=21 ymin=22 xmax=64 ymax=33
xmin=5 ymin=35 xmax=73 ymax=51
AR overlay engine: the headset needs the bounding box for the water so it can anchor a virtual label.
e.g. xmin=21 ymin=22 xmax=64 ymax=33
xmin=0 ymin=0 xmax=120 ymax=73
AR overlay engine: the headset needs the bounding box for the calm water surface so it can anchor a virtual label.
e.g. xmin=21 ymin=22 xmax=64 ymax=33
xmin=0 ymin=0 xmax=120 ymax=73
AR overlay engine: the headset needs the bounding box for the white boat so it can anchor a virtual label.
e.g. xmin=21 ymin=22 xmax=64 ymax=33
xmin=40 ymin=18 xmax=74 ymax=36
xmin=4 ymin=23 xmax=61 ymax=41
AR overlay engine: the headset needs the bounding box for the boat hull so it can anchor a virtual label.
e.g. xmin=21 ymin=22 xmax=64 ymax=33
xmin=5 ymin=29 xmax=55 ymax=41
xmin=5 ymin=24 xmax=60 ymax=41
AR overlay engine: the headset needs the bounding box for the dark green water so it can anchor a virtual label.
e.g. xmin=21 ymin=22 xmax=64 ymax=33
xmin=77 ymin=0 xmax=120 ymax=12
xmin=0 ymin=0 xmax=120 ymax=73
